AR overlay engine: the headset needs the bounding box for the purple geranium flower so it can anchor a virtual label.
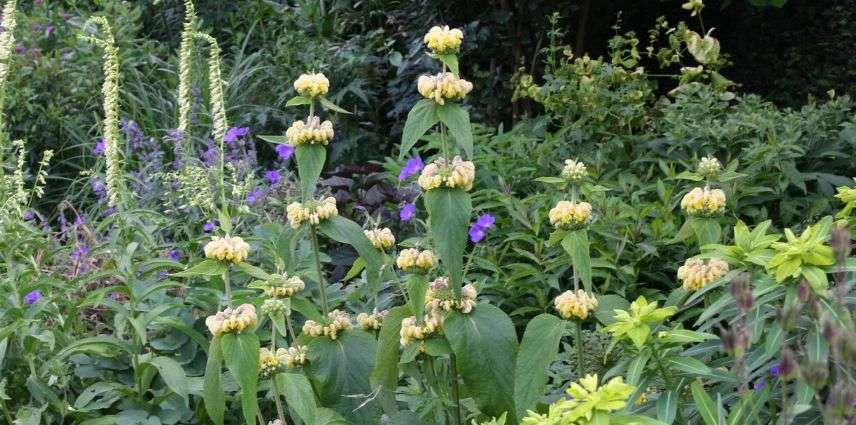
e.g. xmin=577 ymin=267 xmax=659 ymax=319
xmin=94 ymin=139 xmax=106 ymax=156
xmin=14 ymin=45 xmax=25 ymax=54
xmin=399 ymin=203 xmax=417 ymax=222
xmin=25 ymin=290 xmax=42 ymax=305
xmin=770 ymin=365 xmax=780 ymax=377
xmin=264 ymin=169 xmax=282 ymax=185
xmin=752 ymin=378 xmax=766 ymax=391
xmin=398 ymin=156 xmax=424 ymax=181
xmin=203 ymin=220 xmax=217 ymax=233
xmin=224 ymin=127 xmax=250 ymax=144
xmin=72 ymin=245 xmax=90 ymax=261
xmin=168 ymin=249 xmax=181 ymax=261
xmin=276 ymin=144 xmax=295 ymax=161
xmin=468 ymin=213 xmax=496 ymax=243
xmin=23 ymin=210 xmax=35 ymax=221
xmin=247 ymin=188 xmax=266 ymax=205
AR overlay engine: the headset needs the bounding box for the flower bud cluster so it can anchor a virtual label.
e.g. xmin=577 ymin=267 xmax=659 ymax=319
xmin=554 ymin=289 xmax=599 ymax=321
xmin=399 ymin=312 xmax=445 ymax=347
xmin=302 ymin=309 xmax=353 ymax=340
xmin=417 ymin=72 xmax=473 ymax=105
xmin=204 ymin=235 xmax=250 ymax=263
xmin=425 ymin=277 xmax=478 ymax=314
xmin=285 ymin=116 xmax=334 ymax=146
xmin=293 ymin=72 xmax=329 ymax=97
xmin=423 ymin=25 xmax=463 ymax=55
xmin=286 ymin=197 xmax=338 ymax=228
xmin=396 ymin=248 xmax=437 ymax=273
xmin=364 ymin=228 xmax=395 ymax=250
xmin=417 ymin=156 xmax=476 ymax=191
xmin=677 ymin=257 xmax=729 ymax=291
xmin=205 ymin=304 xmax=258 ymax=336
xmin=549 ymin=201 xmax=593 ymax=230
xmin=561 ymin=159 xmax=587 ymax=182
xmin=357 ymin=310 xmax=388 ymax=331
xmin=681 ymin=186 xmax=726 ymax=216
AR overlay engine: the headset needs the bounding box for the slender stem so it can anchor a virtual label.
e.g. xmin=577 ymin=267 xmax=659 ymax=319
xmin=449 ymin=354 xmax=462 ymax=425
xmin=222 ymin=269 xmax=232 ymax=308
xmin=285 ymin=310 xmax=297 ymax=344
xmin=269 ymin=323 xmax=287 ymax=423
xmin=575 ymin=321 xmax=585 ymax=377
xmin=780 ymin=379 xmax=790 ymax=425
xmin=309 ymin=226 xmax=329 ymax=315
xmin=440 ymin=122 xmax=450 ymax=161
xmin=0 ymin=398 xmax=14 ymax=425
xmin=256 ymin=411 xmax=266 ymax=425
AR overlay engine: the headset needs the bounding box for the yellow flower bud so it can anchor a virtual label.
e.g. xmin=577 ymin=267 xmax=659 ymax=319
xmin=364 ymin=228 xmax=396 ymax=250
xmin=205 ymin=304 xmax=258 ymax=336
xmin=293 ymin=72 xmax=329 ymax=97
xmin=417 ymin=72 xmax=473 ymax=105
xmin=396 ymin=248 xmax=437 ymax=273
xmin=677 ymin=257 xmax=729 ymax=291
xmin=561 ymin=159 xmax=587 ymax=181
xmin=554 ymin=290 xmax=598 ymax=321
xmin=418 ymin=156 xmax=475 ymax=191
xmin=423 ymin=25 xmax=464 ymax=55
xmin=204 ymin=235 xmax=250 ymax=263
xmin=285 ymin=116 xmax=334 ymax=146
xmin=549 ymin=201 xmax=593 ymax=230
xmin=681 ymin=186 xmax=726 ymax=216
xmin=287 ymin=197 xmax=338 ymax=229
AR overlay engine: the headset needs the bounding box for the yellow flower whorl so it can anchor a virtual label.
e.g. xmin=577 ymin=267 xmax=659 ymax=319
xmin=357 ymin=310 xmax=388 ymax=331
xmin=425 ymin=277 xmax=478 ymax=314
xmin=677 ymin=257 xmax=729 ymax=291
xmin=364 ymin=228 xmax=396 ymax=250
xmin=417 ymin=72 xmax=473 ymax=105
xmin=286 ymin=197 xmax=338 ymax=229
xmin=285 ymin=116 xmax=334 ymax=146
xmin=423 ymin=25 xmax=464 ymax=55
xmin=681 ymin=186 xmax=726 ymax=216
xmin=417 ymin=156 xmax=476 ymax=191
xmin=204 ymin=235 xmax=250 ymax=263
xmin=561 ymin=159 xmax=587 ymax=181
xmin=549 ymin=201 xmax=593 ymax=230
xmin=293 ymin=72 xmax=329 ymax=97
xmin=302 ymin=309 xmax=353 ymax=340
xmin=263 ymin=273 xmax=305 ymax=298
xmin=396 ymin=248 xmax=437 ymax=273
xmin=205 ymin=304 xmax=258 ymax=336
xmin=399 ymin=311 xmax=445 ymax=347
xmin=554 ymin=289 xmax=598 ymax=321
xmin=697 ymin=156 xmax=722 ymax=178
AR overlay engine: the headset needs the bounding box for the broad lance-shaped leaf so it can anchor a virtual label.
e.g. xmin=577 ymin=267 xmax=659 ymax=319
xmin=690 ymin=217 xmax=721 ymax=248
xmin=561 ymin=230 xmax=592 ymax=292
xmin=400 ymin=99 xmax=439 ymax=159
xmin=424 ymin=188 xmax=472 ymax=292
xmin=296 ymin=144 xmax=326 ymax=200
xmin=370 ymin=305 xmax=412 ymax=415
xmin=319 ymin=216 xmax=384 ymax=295
xmin=221 ymin=333 xmax=260 ymax=424
xmin=309 ymin=330 xmax=380 ymax=423
xmin=276 ymin=372 xmax=317 ymax=424
xmin=145 ymin=356 xmax=189 ymax=402
xmin=406 ymin=274 xmax=428 ymax=321
xmin=203 ymin=337 xmax=225 ymax=425
xmin=436 ymin=103 xmax=473 ymax=159
xmin=445 ymin=304 xmax=517 ymax=420
xmin=171 ymin=259 xmax=226 ymax=278
xmin=513 ymin=314 xmax=565 ymax=419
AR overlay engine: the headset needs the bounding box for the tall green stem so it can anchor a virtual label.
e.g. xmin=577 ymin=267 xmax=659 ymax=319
xmin=450 ymin=354 xmax=462 ymax=425
xmin=270 ymin=324 xmax=287 ymax=423
xmin=309 ymin=226 xmax=329 ymax=316
xmin=575 ymin=321 xmax=585 ymax=377
xmin=222 ymin=269 xmax=232 ymax=308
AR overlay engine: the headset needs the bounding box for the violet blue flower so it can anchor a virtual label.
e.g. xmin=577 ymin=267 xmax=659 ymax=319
xmin=25 ymin=290 xmax=42 ymax=305
xmin=468 ymin=213 xmax=496 ymax=243
xmin=22 ymin=210 xmax=35 ymax=221
xmin=276 ymin=144 xmax=295 ymax=161
xmin=264 ymin=169 xmax=282 ymax=185
xmin=753 ymin=378 xmax=766 ymax=391
xmin=224 ymin=127 xmax=250 ymax=144
xmin=399 ymin=203 xmax=417 ymax=222
xmin=72 ymin=245 xmax=90 ymax=261
xmin=398 ymin=156 xmax=424 ymax=181
xmin=247 ymin=189 xmax=266 ymax=205
xmin=770 ymin=365 xmax=780 ymax=377
xmin=14 ymin=45 xmax=24 ymax=54
xmin=94 ymin=139 xmax=106 ymax=156
xmin=203 ymin=221 xmax=217 ymax=233
xmin=168 ymin=249 xmax=181 ymax=261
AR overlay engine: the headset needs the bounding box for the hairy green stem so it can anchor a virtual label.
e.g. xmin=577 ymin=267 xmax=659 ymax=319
xmin=450 ymin=354 xmax=462 ymax=425
xmin=222 ymin=269 xmax=232 ymax=308
xmin=309 ymin=226 xmax=329 ymax=316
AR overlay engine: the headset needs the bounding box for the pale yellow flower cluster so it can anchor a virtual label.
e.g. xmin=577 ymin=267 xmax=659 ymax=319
xmin=561 ymin=159 xmax=587 ymax=181
xmin=261 ymin=298 xmax=286 ymax=315
xmin=205 ymin=304 xmax=258 ymax=336
xmin=204 ymin=235 xmax=250 ymax=263
xmin=423 ymin=25 xmax=464 ymax=55
xmin=286 ymin=197 xmax=338 ymax=229
xmin=264 ymin=274 xmax=305 ymax=298
xmin=677 ymin=257 xmax=729 ymax=291
xmin=302 ymin=309 xmax=353 ymax=340
xmin=396 ymin=248 xmax=437 ymax=273
xmin=417 ymin=72 xmax=473 ymax=105
xmin=399 ymin=312 xmax=445 ymax=347
xmin=285 ymin=116 xmax=334 ymax=146
xmin=258 ymin=345 xmax=308 ymax=377
xmin=681 ymin=186 xmax=726 ymax=216
xmin=364 ymin=228 xmax=395 ymax=250
xmin=549 ymin=201 xmax=593 ymax=230
xmin=357 ymin=310 xmax=388 ymax=331
xmin=425 ymin=277 xmax=478 ymax=314
xmin=418 ymin=156 xmax=476 ymax=191
xmin=258 ymin=347 xmax=282 ymax=377
xmin=293 ymin=72 xmax=329 ymax=97
xmin=697 ymin=156 xmax=722 ymax=178
xmin=554 ymin=289 xmax=599 ymax=321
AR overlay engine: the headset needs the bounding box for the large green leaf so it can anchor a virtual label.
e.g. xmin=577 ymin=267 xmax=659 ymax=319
xmin=424 ymin=188 xmax=472 ymax=291
xmin=513 ymin=313 xmax=565 ymax=419
xmin=221 ymin=333 xmax=260 ymax=424
xmin=690 ymin=380 xmax=720 ymax=425
xmin=690 ymin=217 xmax=721 ymax=248
xmin=56 ymin=336 xmax=133 ymax=358
xmin=561 ymin=230 xmax=592 ymax=292
xmin=171 ymin=259 xmax=226 ymax=278
xmin=309 ymin=330 xmax=380 ymax=423
xmin=203 ymin=337 xmax=225 ymax=425
xmin=277 ymin=372 xmax=317 ymax=424
xmin=319 ymin=215 xmax=383 ymax=294
xmin=406 ymin=275 xmax=428 ymax=321
xmin=370 ymin=305 xmax=412 ymax=415
xmin=436 ymin=103 xmax=473 ymax=158
xmin=146 ymin=356 xmax=188 ymax=402
xmin=400 ymin=99 xmax=439 ymax=159
xmin=445 ymin=304 xmax=517 ymax=420
xmin=657 ymin=390 xmax=678 ymax=424
xmin=296 ymin=144 xmax=327 ymax=200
